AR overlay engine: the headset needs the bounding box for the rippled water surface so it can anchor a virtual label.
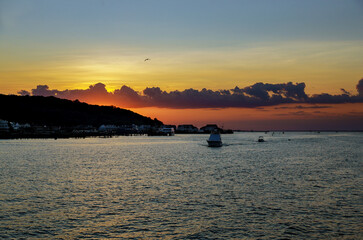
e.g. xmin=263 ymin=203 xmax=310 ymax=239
xmin=0 ymin=132 xmax=362 ymax=239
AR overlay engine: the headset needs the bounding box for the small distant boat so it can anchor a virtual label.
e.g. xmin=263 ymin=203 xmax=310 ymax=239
xmin=258 ymin=136 xmax=265 ymax=142
xmin=207 ymin=130 xmax=222 ymax=147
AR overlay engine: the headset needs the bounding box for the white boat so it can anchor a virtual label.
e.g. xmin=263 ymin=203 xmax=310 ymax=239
xmin=207 ymin=130 xmax=222 ymax=147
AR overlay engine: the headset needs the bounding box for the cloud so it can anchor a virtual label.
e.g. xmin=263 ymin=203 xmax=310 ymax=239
xmin=23 ymin=79 xmax=363 ymax=109
xmin=17 ymin=90 xmax=30 ymax=96
xmin=274 ymin=105 xmax=332 ymax=110
xmin=30 ymin=83 xmax=113 ymax=103
xmin=241 ymin=82 xmax=308 ymax=101
xmin=32 ymin=85 xmax=58 ymax=97
xmin=340 ymin=88 xmax=351 ymax=95
xmin=308 ymin=93 xmax=354 ymax=104
xmin=357 ymin=78 xmax=363 ymax=96
xmin=290 ymin=111 xmax=310 ymax=116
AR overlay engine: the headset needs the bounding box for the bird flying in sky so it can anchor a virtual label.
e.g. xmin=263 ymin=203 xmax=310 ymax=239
xmin=144 ymin=58 xmax=150 ymax=61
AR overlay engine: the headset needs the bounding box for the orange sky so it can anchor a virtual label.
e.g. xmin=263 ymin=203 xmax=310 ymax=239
xmin=129 ymin=103 xmax=363 ymax=130
xmin=3 ymin=80 xmax=363 ymax=130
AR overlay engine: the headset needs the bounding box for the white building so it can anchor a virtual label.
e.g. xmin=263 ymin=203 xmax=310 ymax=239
xmin=200 ymin=124 xmax=220 ymax=133
xmin=138 ymin=125 xmax=152 ymax=132
xmin=177 ymin=124 xmax=198 ymax=133
xmin=98 ymin=125 xmax=118 ymax=133
xmin=160 ymin=127 xmax=175 ymax=136
xmin=10 ymin=122 xmax=20 ymax=131
xmin=0 ymin=119 xmax=9 ymax=132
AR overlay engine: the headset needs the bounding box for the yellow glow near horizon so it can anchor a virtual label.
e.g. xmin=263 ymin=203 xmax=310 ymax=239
xmin=1 ymin=41 xmax=362 ymax=95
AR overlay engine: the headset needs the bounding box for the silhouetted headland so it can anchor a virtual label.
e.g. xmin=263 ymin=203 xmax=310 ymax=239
xmin=0 ymin=94 xmax=165 ymax=138
xmin=0 ymin=94 xmax=234 ymax=139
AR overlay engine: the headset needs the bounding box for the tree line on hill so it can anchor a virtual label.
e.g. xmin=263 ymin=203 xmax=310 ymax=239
xmin=0 ymin=94 xmax=162 ymax=127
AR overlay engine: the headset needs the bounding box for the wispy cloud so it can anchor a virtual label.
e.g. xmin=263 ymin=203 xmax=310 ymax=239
xmin=18 ymin=79 xmax=363 ymax=109
xmin=274 ymin=105 xmax=332 ymax=110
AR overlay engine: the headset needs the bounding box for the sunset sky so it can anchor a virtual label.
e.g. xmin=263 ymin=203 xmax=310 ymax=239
xmin=0 ymin=0 xmax=362 ymax=130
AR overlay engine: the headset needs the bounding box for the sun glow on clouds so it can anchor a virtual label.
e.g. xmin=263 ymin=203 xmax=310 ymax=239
xmin=19 ymin=79 xmax=363 ymax=130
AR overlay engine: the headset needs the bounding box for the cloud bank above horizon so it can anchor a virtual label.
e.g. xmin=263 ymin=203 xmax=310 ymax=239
xmin=18 ymin=79 xmax=363 ymax=109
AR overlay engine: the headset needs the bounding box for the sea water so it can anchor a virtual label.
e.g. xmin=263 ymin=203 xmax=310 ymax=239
xmin=0 ymin=132 xmax=362 ymax=239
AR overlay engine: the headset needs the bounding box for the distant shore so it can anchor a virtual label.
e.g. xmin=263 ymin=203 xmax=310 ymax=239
xmin=0 ymin=130 xmax=234 ymax=140
xmin=234 ymin=130 xmax=363 ymax=132
xmin=1 ymin=130 xmax=361 ymax=140
xmin=0 ymin=131 xmax=171 ymax=140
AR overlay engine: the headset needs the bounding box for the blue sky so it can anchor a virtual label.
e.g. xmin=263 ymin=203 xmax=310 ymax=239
xmin=1 ymin=0 xmax=363 ymax=49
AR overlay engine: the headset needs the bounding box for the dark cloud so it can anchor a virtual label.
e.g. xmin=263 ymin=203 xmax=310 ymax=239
xmin=24 ymin=79 xmax=363 ymax=109
xmin=242 ymin=82 xmax=307 ymax=101
xmin=273 ymin=113 xmax=289 ymax=116
xmin=18 ymin=90 xmax=30 ymax=96
xmin=340 ymin=88 xmax=351 ymax=95
xmin=32 ymin=85 xmax=58 ymax=97
xmin=357 ymin=78 xmax=363 ymax=96
xmin=31 ymin=83 xmax=113 ymax=103
xmin=274 ymin=105 xmax=332 ymax=110
xmin=308 ymin=93 xmax=355 ymax=104
xmin=289 ymin=111 xmax=310 ymax=116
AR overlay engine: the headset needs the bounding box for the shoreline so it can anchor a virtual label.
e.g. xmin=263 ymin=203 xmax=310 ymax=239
xmin=1 ymin=130 xmax=361 ymax=140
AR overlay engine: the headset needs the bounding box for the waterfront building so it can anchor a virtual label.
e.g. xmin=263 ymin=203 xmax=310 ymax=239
xmin=163 ymin=125 xmax=177 ymax=131
xmin=200 ymin=124 xmax=220 ymax=133
xmin=177 ymin=124 xmax=198 ymax=133
xmin=0 ymin=119 xmax=9 ymax=132
xmin=98 ymin=125 xmax=118 ymax=133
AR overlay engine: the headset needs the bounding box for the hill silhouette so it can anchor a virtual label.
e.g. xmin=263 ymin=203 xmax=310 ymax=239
xmin=0 ymin=94 xmax=162 ymax=127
